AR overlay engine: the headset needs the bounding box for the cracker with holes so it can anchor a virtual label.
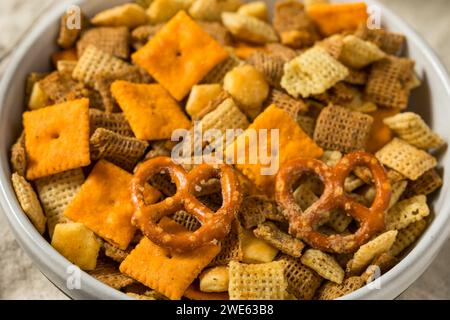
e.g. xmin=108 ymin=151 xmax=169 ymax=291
xmin=77 ymin=27 xmax=130 ymax=59
xmin=281 ymin=47 xmax=349 ymax=98
xmin=111 ymin=81 xmax=190 ymax=140
xmin=221 ymin=12 xmax=278 ymax=44
xmin=133 ymin=11 xmax=228 ymax=100
xmin=301 ymin=249 xmax=344 ymax=284
xmin=229 ymin=260 xmax=288 ymax=300
xmin=64 ymin=160 xmax=160 ymax=249
xmin=254 ymin=222 xmax=305 ymax=257
xmin=23 ymin=98 xmax=90 ymax=180
xmin=314 ymin=105 xmax=374 ymax=153
xmin=120 ymin=218 xmax=220 ymax=300
xmin=386 ymin=195 xmax=430 ymax=230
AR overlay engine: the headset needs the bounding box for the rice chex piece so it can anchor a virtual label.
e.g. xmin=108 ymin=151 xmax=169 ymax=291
xmin=386 ymin=195 xmax=429 ymax=230
xmin=77 ymin=27 xmax=130 ymax=59
xmin=404 ymin=169 xmax=443 ymax=198
xmin=103 ymin=241 xmax=130 ymax=263
xmin=301 ymin=249 xmax=344 ymax=284
xmin=39 ymin=71 xmax=87 ymax=104
xmin=316 ymin=276 xmax=365 ymax=300
xmin=89 ymin=109 xmax=133 ymax=137
xmin=171 ymin=211 xmax=201 ymax=232
xmin=89 ymin=259 xmax=135 ymax=289
xmin=389 ymin=220 xmax=427 ymax=256
xmin=10 ymin=133 xmax=27 ymax=177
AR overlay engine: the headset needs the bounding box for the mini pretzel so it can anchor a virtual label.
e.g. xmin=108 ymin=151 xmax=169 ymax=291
xmin=276 ymin=152 xmax=391 ymax=253
xmin=131 ymin=157 xmax=242 ymax=253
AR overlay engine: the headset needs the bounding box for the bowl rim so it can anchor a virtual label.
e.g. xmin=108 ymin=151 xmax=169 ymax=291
xmin=0 ymin=0 xmax=449 ymax=300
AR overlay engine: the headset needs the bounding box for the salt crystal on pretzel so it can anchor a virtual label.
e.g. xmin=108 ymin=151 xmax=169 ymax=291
xmin=281 ymin=47 xmax=349 ymax=98
xmin=301 ymin=249 xmax=344 ymax=284
xmin=10 ymin=133 xmax=27 ymax=177
xmin=89 ymin=109 xmax=133 ymax=137
xmin=404 ymin=169 xmax=442 ymax=198
xmin=383 ymin=112 xmax=445 ymax=150
xmin=103 ymin=242 xmax=130 ymax=263
xmin=266 ymin=90 xmax=309 ymax=119
xmin=246 ymin=52 xmax=285 ymax=89
xmin=386 ymin=195 xmax=429 ymax=231
xmin=222 ymin=12 xmax=278 ymax=44
xmin=91 ymin=3 xmax=148 ymax=29
xmin=77 ymin=27 xmax=130 ymax=60
xmin=316 ymin=276 xmax=365 ymax=300
xmin=389 ymin=219 xmax=427 ymax=256
xmin=339 ymin=35 xmax=386 ymax=69
xmin=89 ymin=259 xmax=135 ymax=289
xmin=355 ymin=25 xmax=406 ymax=56
xmin=254 ymin=222 xmax=305 ymax=258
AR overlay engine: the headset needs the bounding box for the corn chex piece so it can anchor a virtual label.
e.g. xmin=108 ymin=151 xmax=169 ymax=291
xmin=355 ymin=25 xmax=406 ymax=56
xmin=89 ymin=259 xmax=135 ymax=289
xmin=221 ymin=12 xmax=278 ymax=44
xmin=376 ymin=138 xmax=437 ymax=180
xmin=246 ymin=52 xmax=285 ymax=89
xmin=346 ymin=230 xmax=398 ymax=275
xmin=51 ymin=222 xmax=101 ymax=270
xmin=238 ymin=195 xmax=276 ymax=229
xmin=227 ymin=105 xmax=323 ymax=195
xmin=293 ymin=184 xmax=319 ymax=210
xmin=186 ymin=84 xmax=223 ymax=119
xmin=199 ymin=266 xmax=229 ymax=292
xmin=147 ymin=0 xmax=193 ymax=24
xmin=316 ymin=276 xmax=365 ymax=300
xmin=111 ymin=81 xmax=190 ymax=140
xmin=313 ymin=105 xmax=373 ymax=153
xmin=404 ymin=169 xmax=443 ymax=198
xmin=339 ymin=35 xmax=386 ymax=69
xmin=120 ymin=218 xmax=220 ymax=300
xmin=64 ymin=160 xmax=160 ymax=249
xmin=23 ymin=99 xmax=90 ymax=180
xmin=103 ymin=242 xmax=130 ymax=263
xmin=281 ymin=47 xmax=349 ymax=98
xmin=35 ymin=168 xmax=84 ymax=238
xmin=389 ymin=220 xmax=427 ymax=257
xmin=90 ymin=128 xmax=149 ymax=172
xmin=229 ymin=260 xmax=288 ymax=300
xmin=237 ymin=1 xmax=268 ymax=21
xmin=254 ymin=222 xmax=305 ymax=258
xmin=239 ymin=226 xmax=278 ymax=263
xmin=57 ymin=10 xmax=86 ymax=49
xmin=89 ymin=109 xmax=133 ymax=137
xmin=10 ymin=133 xmax=27 ymax=177
xmin=11 ymin=173 xmax=46 ymax=235
xmin=91 ymin=3 xmax=148 ymax=28
xmin=327 ymin=210 xmax=352 ymax=233
xmin=189 ymin=0 xmax=242 ymax=21
xmin=301 ymin=249 xmax=344 ymax=284
xmin=383 ymin=112 xmax=445 ymax=150
xmin=77 ymin=27 xmax=130 ymax=60
xmin=386 ymin=195 xmax=429 ymax=231
xmin=306 ymin=2 xmax=368 ymax=36
xmin=365 ymin=56 xmax=415 ymax=109
xmin=273 ymin=0 xmax=320 ymax=48
xmin=39 ymin=71 xmax=87 ymax=104
xmin=133 ymin=11 xmax=228 ymax=101
xmin=279 ymin=254 xmax=323 ymax=300
xmin=320 ymin=150 xmax=342 ymax=167
xmin=223 ymin=65 xmax=269 ymax=119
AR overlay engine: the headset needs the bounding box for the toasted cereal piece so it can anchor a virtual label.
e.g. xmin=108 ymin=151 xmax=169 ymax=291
xmin=221 ymin=12 xmax=278 ymax=44
xmin=57 ymin=10 xmax=86 ymax=49
xmin=228 ymin=260 xmax=287 ymax=300
xmin=51 ymin=48 xmax=78 ymax=68
xmin=210 ymin=223 xmax=242 ymax=266
xmin=133 ymin=11 xmax=228 ymax=101
xmin=111 ymin=81 xmax=190 ymax=140
xmin=237 ymin=1 xmax=268 ymax=21
xmin=315 ymin=34 xmax=344 ymax=60
xmin=198 ymin=22 xmax=233 ymax=46
xmin=344 ymin=68 xmax=368 ymax=85
xmin=120 ymin=218 xmax=220 ymax=300
xmin=265 ymin=43 xmax=298 ymax=63
xmin=184 ymin=283 xmax=229 ymax=300
xmin=239 ymin=226 xmax=278 ymax=263
xmin=131 ymin=24 xmax=164 ymax=45
xmin=355 ymin=25 xmax=406 ymax=56
xmin=11 ymin=173 xmax=46 ymax=234
xmin=77 ymin=27 xmax=130 ymax=59
xmin=300 ymin=249 xmax=344 ymax=284
xmin=56 ymin=60 xmax=78 ymax=74
xmin=383 ymin=112 xmax=445 ymax=150
xmin=293 ymin=184 xmax=319 ymax=210
xmin=145 ymin=141 xmax=172 ymax=160
xmin=266 ymin=89 xmax=308 ymax=119
xmin=199 ymin=266 xmax=229 ymax=292
xmin=237 ymin=195 xmax=272 ymax=228
xmin=227 ymin=105 xmax=323 ymax=195
xmin=389 ymin=180 xmax=408 ymax=208
xmin=313 ymin=105 xmax=373 ymax=153
xmin=281 ymin=47 xmax=349 ymax=98
xmin=365 ymin=56 xmax=415 ymax=109
xmin=223 ymin=65 xmax=269 ymax=118
xmin=89 ymin=109 xmax=133 ymax=137
xmin=367 ymin=252 xmax=398 ymax=274
xmin=25 ymin=72 xmax=48 ymax=106
xmin=338 ymin=35 xmax=386 ymax=69
xmin=327 ymin=210 xmax=352 ymax=233
xmin=91 ymin=3 xmax=148 ymax=28
xmin=103 ymin=242 xmax=130 ymax=263
xmin=312 ymin=82 xmax=354 ymax=106
xmin=316 ymin=276 xmax=365 ymax=300
xmin=386 ymin=195 xmax=429 ymax=231
xmin=171 ymin=210 xmax=201 ymax=231
xmin=10 ymin=133 xmax=27 ymax=177
xmin=306 ymin=2 xmax=368 ymax=36
xmin=279 ymin=254 xmax=323 ymax=300
xmin=23 ymin=99 xmax=90 ymax=180
xmin=254 ymin=222 xmax=305 ymax=258
xmin=89 ymin=259 xmax=135 ymax=289
xmin=346 ymin=230 xmax=397 ymax=275
xmin=389 ymin=220 xmax=427 ymax=256
xmin=320 ymin=150 xmax=342 ymax=167
xmin=232 ymin=41 xmax=265 ymax=60
xmin=297 ymin=115 xmax=316 ymax=138
xmin=28 ymin=82 xmax=51 ymax=110
xmin=202 ymin=52 xmax=244 ymax=84
xmin=90 ymin=128 xmax=148 ymax=172
xmin=39 ymin=71 xmax=87 ymax=104
xmin=65 ymin=160 xmax=159 ymax=249
xmin=34 ymin=168 xmax=84 ymax=238
xmin=146 ymin=0 xmax=193 ymax=24
xmin=186 ymin=84 xmax=223 ymax=119
xmin=52 ymin=222 xmax=101 ymax=270
xmin=376 ymin=138 xmax=437 ymax=180
xmin=148 ymin=173 xmax=177 ymax=197
xmin=189 ymin=0 xmax=242 ymax=21
xmin=273 ymin=0 xmax=320 ymax=48
xmin=404 ymin=169 xmax=442 ymax=198
xmin=246 ymin=52 xmax=285 ymax=89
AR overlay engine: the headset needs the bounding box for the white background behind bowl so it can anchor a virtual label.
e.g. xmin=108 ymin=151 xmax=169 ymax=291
xmin=0 ymin=0 xmax=449 ymax=299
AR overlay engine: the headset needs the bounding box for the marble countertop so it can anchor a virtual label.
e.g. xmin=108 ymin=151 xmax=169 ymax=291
xmin=0 ymin=0 xmax=449 ymax=300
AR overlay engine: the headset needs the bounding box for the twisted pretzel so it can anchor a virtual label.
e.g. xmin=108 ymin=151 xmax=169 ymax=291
xmin=131 ymin=157 xmax=242 ymax=253
xmin=275 ymin=152 xmax=391 ymax=253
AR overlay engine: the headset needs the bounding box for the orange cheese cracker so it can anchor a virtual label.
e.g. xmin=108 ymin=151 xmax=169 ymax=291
xmin=307 ymin=2 xmax=368 ymax=36
xmin=111 ymin=81 xmax=190 ymax=140
xmin=226 ymin=104 xmax=323 ymax=196
xmin=64 ymin=160 xmax=160 ymax=249
xmin=23 ymin=98 xmax=90 ymax=180
xmin=366 ymin=107 xmax=400 ymax=153
xmin=132 ymin=11 xmax=229 ymax=101
xmin=120 ymin=217 xmax=220 ymax=300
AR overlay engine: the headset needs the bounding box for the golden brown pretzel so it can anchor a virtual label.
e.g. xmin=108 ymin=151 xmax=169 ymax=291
xmin=131 ymin=157 xmax=242 ymax=253
xmin=275 ymin=152 xmax=391 ymax=253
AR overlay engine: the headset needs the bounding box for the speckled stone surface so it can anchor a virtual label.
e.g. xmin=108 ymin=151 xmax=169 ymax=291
xmin=0 ymin=0 xmax=449 ymax=299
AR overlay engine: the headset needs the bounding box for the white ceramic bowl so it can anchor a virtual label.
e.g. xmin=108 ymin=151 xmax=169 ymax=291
xmin=0 ymin=0 xmax=449 ymax=300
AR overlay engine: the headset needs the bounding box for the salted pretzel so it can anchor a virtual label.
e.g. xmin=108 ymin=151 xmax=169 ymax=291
xmin=276 ymin=152 xmax=391 ymax=254
xmin=131 ymin=157 xmax=242 ymax=253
